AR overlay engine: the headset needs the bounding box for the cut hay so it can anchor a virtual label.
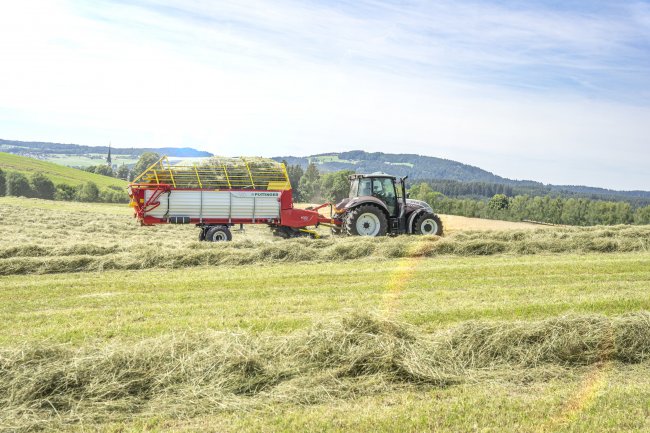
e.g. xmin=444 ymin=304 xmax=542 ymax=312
xmin=1 ymin=224 xmax=649 ymax=276
xmin=2 ymin=312 xmax=650 ymax=430
xmin=1 ymin=200 xmax=650 ymax=276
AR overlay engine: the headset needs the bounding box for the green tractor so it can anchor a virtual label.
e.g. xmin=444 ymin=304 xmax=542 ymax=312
xmin=333 ymin=173 xmax=443 ymax=237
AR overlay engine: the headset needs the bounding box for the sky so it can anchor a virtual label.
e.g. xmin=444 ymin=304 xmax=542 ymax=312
xmin=1 ymin=0 xmax=649 ymax=190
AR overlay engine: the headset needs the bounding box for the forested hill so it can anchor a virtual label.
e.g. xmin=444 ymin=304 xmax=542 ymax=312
xmin=0 ymin=139 xmax=212 ymax=158
xmin=274 ymin=150 xmax=650 ymax=203
xmin=275 ymin=150 xmax=516 ymax=184
xmin=2 ymin=140 xmax=648 ymax=203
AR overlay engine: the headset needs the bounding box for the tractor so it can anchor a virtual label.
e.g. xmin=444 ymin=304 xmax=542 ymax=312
xmin=332 ymin=173 xmax=443 ymax=237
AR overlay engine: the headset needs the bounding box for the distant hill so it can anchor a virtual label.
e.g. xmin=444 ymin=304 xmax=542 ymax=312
xmin=0 ymin=152 xmax=127 ymax=189
xmin=275 ymin=150 xmax=520 ymax=183
xmin=3 ymin=139 xmax=648 ymax=204
xmin=274 ymin=150 xmax=650 ymax=204
xmin=0 ymin=139 xmax=213 ymax=168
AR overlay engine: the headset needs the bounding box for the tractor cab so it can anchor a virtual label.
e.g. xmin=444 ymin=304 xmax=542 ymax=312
xmin=348 ymin=173 xmax=401 ymax=218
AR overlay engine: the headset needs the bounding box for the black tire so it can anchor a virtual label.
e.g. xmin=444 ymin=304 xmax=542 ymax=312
xmin=413 ymin=212 xmax=443 ymax=236
xmin=344 ymin=205 xmax=388 ymax=237
xmin=198 ymin=227 xmax=207 ymax=242
xmin=272 ymin=227 xmax=292 ymax=239
xmin=205 ymin=225 xmax=233 ymax=242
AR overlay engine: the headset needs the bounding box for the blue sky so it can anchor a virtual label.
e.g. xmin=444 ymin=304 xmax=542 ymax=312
xmin=0 ymin=0 xmax=649 ymax=189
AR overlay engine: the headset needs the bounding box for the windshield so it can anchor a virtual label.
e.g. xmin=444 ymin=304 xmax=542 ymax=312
xmin=349 ymin=178 xmax=373 ymax=198
xmin=349 ymin=179 xmax=358 ymax=198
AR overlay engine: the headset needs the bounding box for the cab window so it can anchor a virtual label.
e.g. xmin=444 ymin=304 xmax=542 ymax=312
xmin=372 ymin=177 xmax=397 ymax=216
xmin=349 ymin=179 xmax=359 ymax=198
xmin=372 ymin=178 xmax=396 ymax=200
xmin=358 ymin=178 xmax=372 ymax=196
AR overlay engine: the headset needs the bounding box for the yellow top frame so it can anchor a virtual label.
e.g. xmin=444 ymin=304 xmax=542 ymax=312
xmin=131 ymin=156 xmax=291 ymax=190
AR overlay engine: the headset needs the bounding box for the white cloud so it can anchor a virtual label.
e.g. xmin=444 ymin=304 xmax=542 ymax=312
xmin=0 ymin=0 xmax=648 ymax=189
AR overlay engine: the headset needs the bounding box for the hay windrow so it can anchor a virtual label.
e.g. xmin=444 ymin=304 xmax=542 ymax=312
xmin=1 ymin=224 xmax=649 ymax=276
xmin=2 ymin=312 xmax=650 ymax=430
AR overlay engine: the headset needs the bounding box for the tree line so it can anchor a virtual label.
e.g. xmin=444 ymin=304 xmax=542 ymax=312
xmin=5 ymin=153 xmax=649 ymax=227
xmin=0 ymin=153 xmax=162 ymax=203
xmin=409 ymin=183 xmax=650 ymax=226
xmin=422 ymin=179 xmax=515 ymax=198
xmin=0 ymin=168 xmax=127 ymax=203
xmin=284 ymin=161 xmax=354 ymax=204
xmin=419 ymin=178 xmax=650 ymax=207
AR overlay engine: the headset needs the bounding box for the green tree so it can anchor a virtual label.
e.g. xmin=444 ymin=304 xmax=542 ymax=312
xmin=614 ymin=202 xmax=633 ymax=224
xmin=320 ymin=170 xmax=354 ymax=203
xmin=55 ymin=184 xmax=76 ymax=201
xmin=30 ymin=173 xmax=56 ymax=200
xmin=488 ymin=194 xmax=510 ymax=211
xmin=76 ymin=181 xmax=100 ymax=202
xmin=100 ymin=188 xmax=118 ymax=203
xmin=116 ymin=164 xmax=131 ymax=181
xmin=508 ymin=195 xmax=530 ymax=221
xmin=103 ymin=185 xmax=128 ymax=203
xmin=298 ymin=163 xmax=321 ymax=202
xmin=409 ymin=182 xmax=435 ymax=203
xmin=94 ymin=165 xmax=114 ymax=177
xmin=282 ymin=161 xmax=305 ymax=201
xmin=547 ymin=198 xmax=563 ymax=224
xmin=635 ymin=206 xmax=650 ymax=225
xmin=5 ymin=172 xmax=33 ymax=197
xmin=132 ymin=152 xmax=161 ymax=179
xmin=0 ymin=168 xmax=5 ymax=196
xmin=564 ymin=199 xmax=583 ymax=225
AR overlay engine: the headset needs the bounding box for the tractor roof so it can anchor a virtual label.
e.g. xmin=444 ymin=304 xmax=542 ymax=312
xmin=349 ymin=172 xmax=397 ymax=180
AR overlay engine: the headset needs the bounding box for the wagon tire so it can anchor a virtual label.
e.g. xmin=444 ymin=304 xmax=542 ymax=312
xmin=205 ymin=226 xmax=233 ymax=242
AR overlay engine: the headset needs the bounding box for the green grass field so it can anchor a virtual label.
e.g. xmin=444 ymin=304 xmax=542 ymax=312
xmin=0 ymin=152 xmax=127 ymax=189
xmin=1 ymin=197 xmax=650 ymax=432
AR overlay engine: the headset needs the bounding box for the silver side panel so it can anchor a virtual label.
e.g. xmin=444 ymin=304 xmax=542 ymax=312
xmin=144 ymin=190 xmax=281 ymax=220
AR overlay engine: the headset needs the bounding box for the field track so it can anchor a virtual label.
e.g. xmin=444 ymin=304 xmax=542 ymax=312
xmin=441 ymin=214 xmax=552 ymax=233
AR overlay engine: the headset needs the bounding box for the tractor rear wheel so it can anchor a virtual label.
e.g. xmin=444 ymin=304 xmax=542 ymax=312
xmin=205 ymin=225 xmax=233 ymax=242
xmin=344 ymin=205 xmax=388 ymax=237
xmin=413 ymin=213 xmax=443 ymax=236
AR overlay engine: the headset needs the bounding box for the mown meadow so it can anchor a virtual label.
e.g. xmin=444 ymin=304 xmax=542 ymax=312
xmin=1 ymin=196 xmax=650 ymax=432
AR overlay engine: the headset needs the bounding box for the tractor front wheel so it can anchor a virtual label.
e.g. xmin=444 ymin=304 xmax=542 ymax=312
xmin=344 ymin=205 xmax=388 ymax=237
xmin=413 ymin=213 xmax=443 ymax=236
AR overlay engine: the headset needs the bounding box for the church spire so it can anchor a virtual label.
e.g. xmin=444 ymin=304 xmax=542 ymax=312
xmin=106 ymin=142 xmax=112 ymax=166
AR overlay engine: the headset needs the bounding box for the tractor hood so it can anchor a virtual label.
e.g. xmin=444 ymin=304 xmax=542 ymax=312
xmin=334 ymin=197 xmax=433 ymax=214
xmin=334 ymin=196 xmax=388 ymax=213
xmin=405 ymin=199 xmax=433 ymax=212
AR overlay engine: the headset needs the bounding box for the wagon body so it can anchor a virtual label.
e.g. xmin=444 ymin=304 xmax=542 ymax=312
xmin=128 ymin=156 xmax=334 ymax=239
xmin=143 ymin=190 xmax=282 ymax=222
